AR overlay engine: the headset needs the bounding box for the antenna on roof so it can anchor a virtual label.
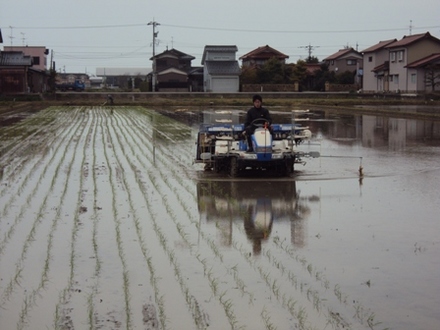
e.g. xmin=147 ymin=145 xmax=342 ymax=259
xmin=9 ymin=26 xmax=14 ymax=46
xmin=21 ymin=32 xmax=26 ymax=46
xmin=409 ymin=20 xmax=413 ymax=35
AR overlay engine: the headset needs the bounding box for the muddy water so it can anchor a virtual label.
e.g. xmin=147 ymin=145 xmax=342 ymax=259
xmin=0 ymin=106 xmax=439 ymax=330
xmin=193 ymin=110 xmax=440 ymax=330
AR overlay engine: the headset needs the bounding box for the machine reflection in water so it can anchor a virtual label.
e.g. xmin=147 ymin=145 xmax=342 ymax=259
xmin=197 ymin=180 xmax=317 ymax=255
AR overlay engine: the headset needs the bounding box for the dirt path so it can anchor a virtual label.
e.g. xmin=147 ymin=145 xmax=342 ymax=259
xmin=1 ymin=106 xmax=390 ymax=329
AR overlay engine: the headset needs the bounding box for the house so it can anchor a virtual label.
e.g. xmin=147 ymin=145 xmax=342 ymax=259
xmin=150 ymin=48 xmax=199 ymax=92
xmin=201 ymin=45 xmax=240 ymax=92
xmin=239 ymin=45 xmax=289 ymax=67
xmin=386 ymin=32 xmax=440 ymax=93
xmin=361 ymin=32 xmax=440 ymax=93
xmin=405 ymin=53 xmax=440 ymax=92
xmin=0 ymin=51 xmax=48 ymax=94
xmin=361 ymin=39 xmax=397 ymax=92
xmin=1 ymin=46 xmax=50 ymax=94
xmin=323 ymin=48 xmax=363 ymax=85
xmin=3 ymin=46 xmax=49 ymax=71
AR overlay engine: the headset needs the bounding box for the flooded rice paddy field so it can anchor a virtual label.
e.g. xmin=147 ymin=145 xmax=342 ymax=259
xmin=0 ymin=106 xmax=439 ymax=330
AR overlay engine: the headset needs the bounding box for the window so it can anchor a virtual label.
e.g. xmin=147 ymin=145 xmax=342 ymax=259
xmin=33 ymin=56 xmax=40 ymax=65
xmin=398 ymin=50 xmax=404 ymax=61
xmin=390 ymin=52 xmax=396 ymax=62
xmin=411 ymin=73 xmax=416 ymax=84
xmin=346 ymin=59 xmax=357 ymax=65
xmin=368 ymin=56 xmax=373 ymax=62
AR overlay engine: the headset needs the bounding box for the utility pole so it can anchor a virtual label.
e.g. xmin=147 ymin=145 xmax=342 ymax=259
xmin=148 ymin=20 xmax=160 ymax=91
xmin=299 ymin=44 xmax=319 ymax=62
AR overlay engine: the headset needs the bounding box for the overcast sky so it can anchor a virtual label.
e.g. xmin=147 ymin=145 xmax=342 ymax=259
xmin=1 ymin=0 xmax=439 ymax=75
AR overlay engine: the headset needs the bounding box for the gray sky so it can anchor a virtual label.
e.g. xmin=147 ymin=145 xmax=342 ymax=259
xmin=2 ymin=0 xmax=439 ymax=75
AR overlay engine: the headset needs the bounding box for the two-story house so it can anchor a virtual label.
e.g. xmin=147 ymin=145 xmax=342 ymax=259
xmin=361 ymin=39 xmax=397 ymax=92
xmin=239 ymin=45 xmax=289 ymax=67
xmin=323 ymin=47 xmax=363 ymax=85
xmin=3 ymin=46 xmax=49 ymax=72
xmin=361 ymin=32 xmax=440 ymax=93
xmin=201 ymin=45 xmax=240 ymax=92
xmin=386 ymin=32 xmax=440 ymax=93
xmin=151 ymin=48 xmax=196 ymax=92
xmin=1 ymin=45 xmax=49 ymax=93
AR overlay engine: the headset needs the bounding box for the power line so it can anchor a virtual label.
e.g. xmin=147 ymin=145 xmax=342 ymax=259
xmin=4 ymin=23 xmax=440 ymax=34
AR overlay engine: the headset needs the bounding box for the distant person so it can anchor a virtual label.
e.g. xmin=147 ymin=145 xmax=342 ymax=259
xmin=107 ymin=94 xmax=114 ymax=105
xmin=243 ymin=94 xmax=272 ymax=152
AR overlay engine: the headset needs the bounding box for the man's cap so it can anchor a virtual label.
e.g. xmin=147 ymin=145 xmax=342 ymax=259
xmin=252 ymin=94 xmax=262 ymax=102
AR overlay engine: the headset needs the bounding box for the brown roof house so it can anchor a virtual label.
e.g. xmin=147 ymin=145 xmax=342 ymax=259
xmin=150 ymin=48 xmax=196 ymax=92
xmin=405 ymin=53 xmax=440 ymax=92
xmin=361 ymin=39 xmax=397 ymax=92
xmin=386 ymin=32 xmax=440 ymax=93
xmin=239 ymin=45 xmax=289 ymax=67
xmin=201 ymin=45 xmax=240 ymax=92
xmin=323 ymin=47 xmax=363 ymax=85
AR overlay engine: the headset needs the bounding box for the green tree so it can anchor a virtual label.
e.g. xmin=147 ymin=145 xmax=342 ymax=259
xmin=335 ymin=70 xmax=355 ymax=84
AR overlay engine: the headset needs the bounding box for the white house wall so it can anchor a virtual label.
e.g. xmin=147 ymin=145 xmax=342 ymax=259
xmin=211 ymin=77 xmax=239 ymax=92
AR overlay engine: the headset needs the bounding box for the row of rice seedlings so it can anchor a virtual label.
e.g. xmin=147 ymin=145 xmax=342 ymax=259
xmin=0 ymin=107 xmax=76 ymax=213
xmin=131 ymin=123 xmax=259 ymax=328
xmin=0 ymin=108 xmax=81 ymax=245
xmin=101 ymin=112 xmax=132 ymax=330
xmin=86 ymin=109 xmax=104 ymax=328
xmin=0 ymin=106 xmax=59 ymax=164
xmin=122 ymin=108 xmax=301 ymax=328
xmin=101 ymin=109 xmax=167 ymax=329
xmin=111 ymin=108 xmax=302 ymax=328
xmin=107 ymin=109 xmax=211 ymax=329
xmin=17 ymin=108 xmax=92 ymax=327
xmin=119 ymin=108 xmax=195 ymax=176
xmin=271 ymin=236 xmax=380 ymax=328
xmin=0 ymin=108 xmax=87 ymax=307
xmin=111 ymin=108 xmax=248 ymax=328
xmin=231 ymin=240 xmax=313 ymax=330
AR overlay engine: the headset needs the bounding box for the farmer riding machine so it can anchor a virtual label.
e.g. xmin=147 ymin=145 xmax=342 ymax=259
xmin=195 ymin=110 xmax=319 ymax=177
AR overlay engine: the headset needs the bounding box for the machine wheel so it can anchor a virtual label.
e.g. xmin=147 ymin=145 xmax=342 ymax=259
xmin=229 ymin=157 xmax=239 ymax=177
xmin=283 ymin=159 xmax=294 ymax=176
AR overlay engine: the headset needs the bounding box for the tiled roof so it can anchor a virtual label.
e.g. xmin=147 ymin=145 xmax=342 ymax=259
xmin=151 ymin=48 xmax=195 ymax=61
xmin=361 ymin=39 xmax=397 ymax=53
xmin=372 ymin=61 xmax=389 ymax=73
xmin=406 ymin=53 xmax=440 ymax=68
xmin=239 ymin=45 xmax=288 ymax=60
xmin=323 ymin=48 xmax=361 ymax=61
xmin=386 ymin=32 xmax=439 ymax=48
xmin=0 ymin=51 xmax=32 ymax=66
xmin=205 ymin=61 xmax=240 ymax=75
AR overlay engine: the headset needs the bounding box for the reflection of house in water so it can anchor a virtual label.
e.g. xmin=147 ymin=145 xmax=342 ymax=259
xmin=197 ymin=180 xmax=314 ymax=254
xmin=362 ymin=115 xmax=440 ymax=150
xmin=311 ymin=111 xmax=440 ymax=150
